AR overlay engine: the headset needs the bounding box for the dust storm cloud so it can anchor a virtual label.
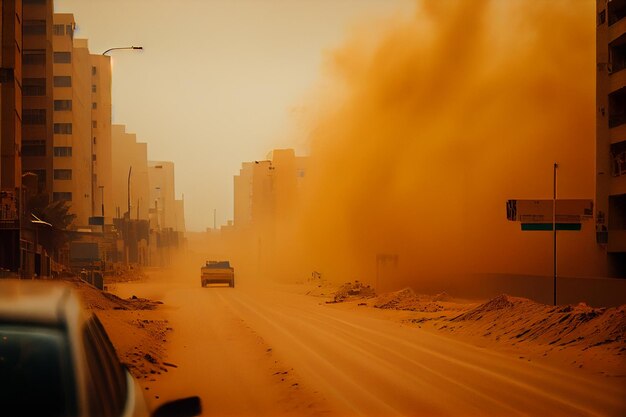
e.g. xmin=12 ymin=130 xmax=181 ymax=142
xmin=281 ymin=0 xmax=604 ymax=290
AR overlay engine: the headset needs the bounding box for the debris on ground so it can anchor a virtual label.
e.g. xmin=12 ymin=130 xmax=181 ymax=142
xmin=70 ymin=278 xmax=170 ymax=379
xmin=373 ymin=288 xmax=446 ymax=312
xmin=328 ymin=281 xmax=376 ymax=303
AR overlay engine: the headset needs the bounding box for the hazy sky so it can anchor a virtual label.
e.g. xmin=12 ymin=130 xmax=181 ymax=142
xmin=54 ymin=0 xmax=415 ymax=231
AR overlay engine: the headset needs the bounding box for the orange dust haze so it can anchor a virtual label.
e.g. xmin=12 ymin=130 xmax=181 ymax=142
xmin=275 ymin=0 xmax=604 ymax=291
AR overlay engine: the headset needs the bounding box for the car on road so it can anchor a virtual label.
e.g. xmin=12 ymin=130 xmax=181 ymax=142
xmin=201 ymin=261 xmax=235 ymax=288
xmin=0 ymin=279 xmax=201 ymax=417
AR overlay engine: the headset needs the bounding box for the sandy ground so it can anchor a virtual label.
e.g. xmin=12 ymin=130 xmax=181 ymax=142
xmin=79 ymin=271 xmax=626 ymax=417
xmin=70 ymin=278 xmax=170 ymax=379
xmin=325 ymin=283 xmax=626 ymax=378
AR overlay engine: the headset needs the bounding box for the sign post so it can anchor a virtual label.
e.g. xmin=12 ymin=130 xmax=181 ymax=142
xmin=552 ymin=163 xmax=557 ymax=306
xmin=506 ymin=164 xmax=593 ymax=306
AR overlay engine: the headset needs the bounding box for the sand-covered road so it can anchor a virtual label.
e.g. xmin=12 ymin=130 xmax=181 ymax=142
xmin=110 ymin=278 xmax=625 ymax=417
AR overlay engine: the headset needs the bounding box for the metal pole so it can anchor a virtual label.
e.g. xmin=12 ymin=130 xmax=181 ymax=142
xmin=100 ymin=186 xmax=105 ymax=234
xmin=127 ymin=166 xmax=132 ymax=218
xmin=553 ymin=162 xmax=558 ymax=306
xmin=100 ymin=186 xmax=104 ymax=216
xmin=102 ymin=46 xmax=143 ymax=56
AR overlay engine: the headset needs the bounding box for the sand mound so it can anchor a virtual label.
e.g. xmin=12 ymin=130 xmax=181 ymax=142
xmin=452 ymin=294 xmax=528 ymax=320
xmin=331 ymin=281 xmax=376 ymax=303
xmin=374 ymin=288 xmax=444 ymax=313
xmin=69 ymin=278 xmax=169 ymax=379
xmin=71 ymin=279 xmax=161 ymax=310
xmin=444 ymin=294 xmax=626 ymax=367
xmin=432 ymin=292 xmax=452 ymax=302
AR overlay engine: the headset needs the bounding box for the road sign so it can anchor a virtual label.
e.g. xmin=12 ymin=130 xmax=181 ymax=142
xmin=521 ymin=223 xmax=581 ymax=231
xmin=506 ymin=199 xmax=593 ymax=224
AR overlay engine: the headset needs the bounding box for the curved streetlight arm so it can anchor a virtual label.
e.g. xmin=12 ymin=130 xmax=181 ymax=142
xmin=31 ymin=213 xmax=52 ymax=227
xmin=102 ymin=46 xmax=143 ymax=55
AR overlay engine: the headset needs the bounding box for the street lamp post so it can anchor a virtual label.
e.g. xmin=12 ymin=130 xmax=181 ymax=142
xmin=98 ymin=185 xmax=105 ymax=234
xmin=99 ymin=186 xmax=105 ymax=217
xmin=102 ymin=46 xmax=143 ymax=55
xmin=31 ymin=214 xmax=52 ymax=279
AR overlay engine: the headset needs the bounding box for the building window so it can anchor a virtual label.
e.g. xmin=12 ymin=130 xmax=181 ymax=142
xmin=53 ymin=24 xmax=65 ymax=36
xmin=53 ymin=192 xmax=72 ymax=202
xmin=0 ymin=68 xmax=14 ymax=83
xmin=23 ymin=78 xmax=46 ymax=96
xmin=611 ymin=142 xmax=626 ymax=177
xmin=610 ymin=40 xmax=626 ymax=74
xmin=53 ymin=76 xmax=71 ymax=87
xmin=92 ymin=102 xmax=97 ymax=109
xmin=92 ymin=66 xmax=97 ymax=76
xmin=22 ymin=140 xmax=46 ymax=157
xmin=54 ymin=100 xmax=72 ymax=111
xmin=93 ymin=137 xmax=97 ymax=144
xmin=23 ymin=109 xmax=46 ymax=125
xmin=92 ymin=84 xmax=97 ymax=93
xmin=23 ymin=49 xmax=46 ymax=65
xmin=53 ymin=146 xmax=72 ymax=157
xmin=609 ymin=88 xmax=626 ymax=128
xmin=53 ymin=52 xmax=72 ymax=64
xmin=54 ymin=123 xmax=72 ymax=134
xmin=23 ymin=20 xmax=46 ymax=36
xmin=92 ymin=121 xmax=97 ymax=128
xmin=54 ymin=169 xmax=72 ymax=180
xmin=66 ymin=25 xmax=74 ymax=39
xmin=609 ymin=1 xmax=626 ymax=26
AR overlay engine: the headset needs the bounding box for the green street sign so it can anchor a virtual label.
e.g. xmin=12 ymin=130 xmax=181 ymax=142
xmin=521 ymin=223 xmax=581 ymax=231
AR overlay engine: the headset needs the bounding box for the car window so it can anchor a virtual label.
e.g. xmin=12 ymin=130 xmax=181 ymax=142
xmin=0 ymin=325 xmax=77 ymax=417
xmin=82 ymin=315 xmax=128 ymax=417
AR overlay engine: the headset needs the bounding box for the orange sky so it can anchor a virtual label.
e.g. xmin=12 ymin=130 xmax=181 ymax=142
xmin=54 ymin=0 xmax=415 ymax=231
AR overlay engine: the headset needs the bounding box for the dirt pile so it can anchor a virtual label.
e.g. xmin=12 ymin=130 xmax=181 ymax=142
xmin=117 ymin=318 xmax=173 ymax=379
xmin=439 ymin=294 xmax=626 ymax=375
xmin=373 ymin=288 xmax=451 ymax=313
xmin=330 ymin=281 xmax=376 ymax=303
xmin=448 ymin=294 xmax=626 ymax=349
xmin=71 ymin=279 xmax=162 ymax=311
xmin=71 ymin=278 xmax=170 ymax=379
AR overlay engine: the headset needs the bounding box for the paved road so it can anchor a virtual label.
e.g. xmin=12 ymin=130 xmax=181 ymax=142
xmin=112 ymin=279 xmax=625 ymax=417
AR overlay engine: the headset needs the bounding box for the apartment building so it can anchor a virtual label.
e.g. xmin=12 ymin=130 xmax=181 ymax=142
xmin=22 ymin=0 xmax=53 ymax=197
xmin=111 ymin=124 xmax=149 ymax=221
xmin=148 ymin=161 xmax=177 ymax=229
xmin=233 ymin=149 xmax=307 ymax=231
xmin=597 ymin=0 xmax=626 ymax=276
xmin=147 ymin=161 xmax=185 ymax=265
xmin=232 ymin=149 xmax=307 ymax=277
xmin=52 ymin=14 xmax=92 ymax=227
xmin=90 ymin=54 xmax=113 ymax=222
xmin=0 ymin=0 xmax=23 ymax=272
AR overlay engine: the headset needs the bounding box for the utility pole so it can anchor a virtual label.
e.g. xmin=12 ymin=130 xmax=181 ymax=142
xmin=127 ymin=166 xmax=132 ymax=218
xmin=553 ymin=162 xmax=558 ymax=306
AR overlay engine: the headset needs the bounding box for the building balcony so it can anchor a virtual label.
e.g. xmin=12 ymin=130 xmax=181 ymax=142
xmin=608 ymin=229 xmax=626 ymax=253
xmin=609 ymin=16 xmax=626 ymax=43
xmin=610 ymin=170 xmax=626 ymax=195
xmin=609 ymin=123 xmax=626 ymax=144
xmin=609 ymin=67 xmax=626 ymax=93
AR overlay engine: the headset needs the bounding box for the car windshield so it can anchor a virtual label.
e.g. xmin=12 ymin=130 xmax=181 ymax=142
xmin=0 ymin=325 xmax=77 ymax=417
